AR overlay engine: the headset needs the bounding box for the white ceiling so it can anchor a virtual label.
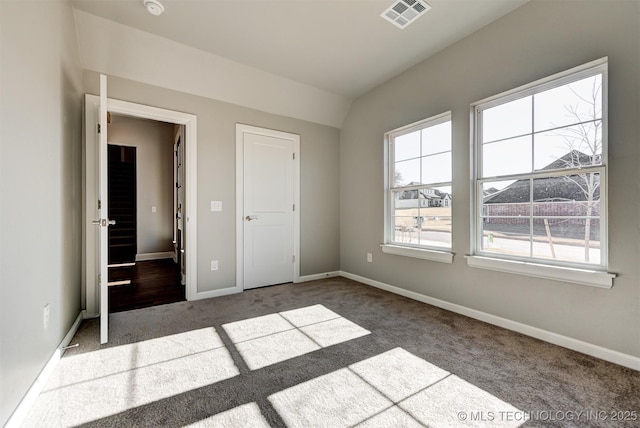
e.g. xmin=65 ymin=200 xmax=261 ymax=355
xmin=71 ymin=0 xmax=529 ymax=99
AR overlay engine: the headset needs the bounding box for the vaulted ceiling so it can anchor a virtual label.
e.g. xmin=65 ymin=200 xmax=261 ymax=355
xmin=71 ymin=0 xmax=529 ymax=126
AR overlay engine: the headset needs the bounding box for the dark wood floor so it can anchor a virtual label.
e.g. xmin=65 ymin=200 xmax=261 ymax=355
xmin=108 ymin=259 xmax=185 ymax=313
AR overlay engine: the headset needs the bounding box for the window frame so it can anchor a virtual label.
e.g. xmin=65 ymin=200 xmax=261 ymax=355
xmin=383 ymin=111 xmax=454 ymax=263
xmin=469 ymin=58 xmax=615 ymax=286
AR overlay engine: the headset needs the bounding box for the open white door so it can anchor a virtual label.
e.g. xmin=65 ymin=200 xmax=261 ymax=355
xmin=98 ymin=74 xmax=111 ymax=344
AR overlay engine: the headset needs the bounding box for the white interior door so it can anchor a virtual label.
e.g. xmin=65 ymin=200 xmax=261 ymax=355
xmin=98 ymin=74 xmax=110 ymax=344
xmin=242 ymin=130 xmax=295 ymax=289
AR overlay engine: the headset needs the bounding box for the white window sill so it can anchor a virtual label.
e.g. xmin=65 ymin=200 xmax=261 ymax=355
xmin=465 ymin=255 xmax=615 ymax=289
xmin=381 ymin=244 xmax=454 ymax=264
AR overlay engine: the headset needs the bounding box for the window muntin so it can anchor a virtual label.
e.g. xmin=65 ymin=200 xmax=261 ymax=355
xmin=474 ymin=61 xmax=607 ymax=269
xmin=387 ymin=114 xmax=452 ymax=251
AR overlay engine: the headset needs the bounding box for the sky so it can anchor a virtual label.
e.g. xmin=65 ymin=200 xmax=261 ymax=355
xmin=392 ymin=74 xmax=603 ymax=192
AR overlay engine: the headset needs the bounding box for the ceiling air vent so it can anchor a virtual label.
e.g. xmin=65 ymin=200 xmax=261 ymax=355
xmin=381 ymin=0 xmax=431 ymax=29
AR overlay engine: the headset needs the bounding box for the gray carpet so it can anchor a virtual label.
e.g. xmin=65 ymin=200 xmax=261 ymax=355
xmin=22 ymin=277 xmax=640 ymax=427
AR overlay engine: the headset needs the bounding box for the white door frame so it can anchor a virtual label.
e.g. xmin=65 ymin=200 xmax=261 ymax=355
xmin=236 ymin=124 xmax=300 ymax=290
xmin=84 ymin=95 xmax=198 ymax=317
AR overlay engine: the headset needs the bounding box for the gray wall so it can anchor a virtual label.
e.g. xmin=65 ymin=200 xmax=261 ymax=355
xmin=340 ymin=0 xmax=640 ymax=357
xmin=108 ymin=115 xmax=175 ymax=255
xmin=0 ymin=0 xmax=83 ymax=425
xmin=85 ymin=72 xmax=341 ymax=292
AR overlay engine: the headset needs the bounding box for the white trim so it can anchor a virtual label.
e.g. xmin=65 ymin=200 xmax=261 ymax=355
xmin=189 ymin=286 xmax=243 ymax=301
xmin=5 ymin=311 xmax=85 ymax=428
xmin=465 ymin=255 xmax=615 ymax=288
xmin=84 ymin=94 xmax=198 ymax=308
xmin=235 ymin=124 xmax=301 ymax=291
xmin=296 ymin=271 xmax=342 ymax=283
xmin=135 ymin=251 xmax=174 ymax=261
xmin=381 ymin=244 xmax=454 ymax=263
xmin=339 ymin=271 xmax=637 ymax=371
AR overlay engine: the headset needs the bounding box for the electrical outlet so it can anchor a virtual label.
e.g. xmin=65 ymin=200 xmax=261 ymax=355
xmin=367 ymin=253 xmax=373 ymax=263
xmin=43 ymin=304 xmax=50 ymax=330
xmin=210 ymin=201 xmax=222 ymax=212
xmin=151 ymin=206 xmax=157 ymax=213
xmin=211 ymin=260 xmax=219 ymax=271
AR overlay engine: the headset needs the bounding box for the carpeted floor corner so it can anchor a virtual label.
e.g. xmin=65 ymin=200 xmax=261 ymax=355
xmin=22 ymin=277 xmax=640 ymax=427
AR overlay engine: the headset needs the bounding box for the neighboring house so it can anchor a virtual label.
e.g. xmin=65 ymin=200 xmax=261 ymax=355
xmin=398 ymin=184 xmax=452 ymax=208
xmin=484 ymin=151 xmax=600 ymax=203
xmin=483 ymin=150 xmax=601 ymax=221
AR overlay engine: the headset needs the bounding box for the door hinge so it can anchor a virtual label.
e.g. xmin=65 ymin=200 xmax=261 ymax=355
xmin=292 ymin=255 xmax=296 ymax=262
xmin=98 ymin=200 xmax=101 ymax=210
xmin=293 ymin=204 xmax=295 ymax=211
xmin=98 ymin=273 xmax=101 ymax=283
xmin=97 ymin=123 xmax=101 ymax=134
xmin=293 ymin=153 xmax=295 ymax=160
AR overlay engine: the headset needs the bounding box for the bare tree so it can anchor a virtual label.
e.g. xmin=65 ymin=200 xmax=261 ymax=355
xmin=553 ymin=78 xmax=602 ymax=262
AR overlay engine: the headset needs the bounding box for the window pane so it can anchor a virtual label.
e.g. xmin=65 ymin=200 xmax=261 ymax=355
xmin=421 ymin=152 xmax=451 ymax=184
xmin=392 ymin=191 xmax=420 ymax=245
xmin=482 ymin=96 xmax=532 ymax=143
xmin=420 ymin=186 xmax=451 ymax=248
xmin=531 ymin=218 xmax=600 ymax=264
xmin=394 ymin=131 xmax=421 ymax=162
xmin=532 ymin=174 xmax=600 ymax=214
xmin=394 ymin=158 xmax=420 ymax=187
xmin=483 ymin=180 xmax=529 ymax=208
xmin=421 ymin=121 xmax=451 ymax=155
xmin=534 ymin=74 xmax=602 ymax=132
xmin=392 ymin=217 xmax=420 ymax=245
xmin=534 ymin=122 xmax=602 ymax=170
xmin=482 ymin=136 xmax=532 ymax=177
xmin=481 ymin=217 xmax=530 ymax=257
xmin=392 ymin=187 xmax=452 ymax=249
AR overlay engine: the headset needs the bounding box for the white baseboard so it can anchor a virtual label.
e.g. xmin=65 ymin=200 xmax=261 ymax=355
xmin=135 ymin=252 xmax=174 ymax=262
xmin=340 ymin=271 xmax=640 ymax=371
xmin=6 ymin=310 xmax=85 ymax=428
xmin=296 ymin=271 xmax=341 ymax=283
xmin=189 ymin=285 xmax=243 ymax=301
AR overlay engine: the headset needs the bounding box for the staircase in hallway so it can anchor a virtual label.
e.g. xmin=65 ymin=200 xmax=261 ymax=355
xmin=108 ymin=145 xmax=137 ymax=264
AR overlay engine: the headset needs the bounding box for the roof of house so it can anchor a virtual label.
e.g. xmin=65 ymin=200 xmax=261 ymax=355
xmin=484 ymin=151 xmax=601 ymax=204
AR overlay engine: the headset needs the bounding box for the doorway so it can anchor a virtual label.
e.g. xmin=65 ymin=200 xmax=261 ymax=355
xmin=83 ymin=94 xmax=198 ymax=324
xmin=105 ymin=115 xmax=184 ymax=312
xmin=236 ymin=124 xmax=300 ymax=290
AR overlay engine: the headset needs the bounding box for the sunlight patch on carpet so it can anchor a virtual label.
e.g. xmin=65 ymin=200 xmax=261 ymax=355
xmin=399 ymin=375 xmax=523 ymax=427
xmin=222 ymin=305 xmax=370 ymax=370
xmin=23 ymin=328 xmax=239 ymax=427
xmin=350 ymin=347 xmax=450 ymax=402
xmin=269 ymin=368 xmax=393 ymax=427
xmin=235 ymin=329 xmax=320 ymax=370
xmin=44 ymin=327 xmax=224 ymax=390
xmin=184 ymin=403 xmax=270 ymax=427
xmin=269 ymin=347 xmax=524 ymax=428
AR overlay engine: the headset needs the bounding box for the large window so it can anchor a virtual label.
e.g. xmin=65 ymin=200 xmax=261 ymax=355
xmin=384 ymin=112 xmax=452 ymax=259
xmin=472 ymin=59 xmax=608 ymax=271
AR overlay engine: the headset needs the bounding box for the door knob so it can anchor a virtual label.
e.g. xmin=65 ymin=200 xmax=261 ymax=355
xmin=245 ymin=215 xmax=258 ymax=221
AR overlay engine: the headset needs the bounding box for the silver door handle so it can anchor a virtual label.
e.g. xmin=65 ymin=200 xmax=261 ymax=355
xmin=92 ymin=220 xmax=101 ymax=225
xmin=245 ymin=215 xmax=258 ymax=221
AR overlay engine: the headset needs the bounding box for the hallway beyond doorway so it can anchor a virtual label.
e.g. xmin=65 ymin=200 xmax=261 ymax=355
xmin=108 ymin=259 xmax=184 ymax=313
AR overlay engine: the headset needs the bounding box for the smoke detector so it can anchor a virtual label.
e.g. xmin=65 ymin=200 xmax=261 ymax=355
xmin=143 ymin=0 xmax=165 ymax=16
xmin=381 ymin=0 xmax=431 ymax=29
